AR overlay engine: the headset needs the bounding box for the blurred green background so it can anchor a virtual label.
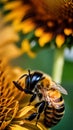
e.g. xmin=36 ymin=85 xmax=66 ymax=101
xmin=11 ymin=48 xmax=73 ymax=130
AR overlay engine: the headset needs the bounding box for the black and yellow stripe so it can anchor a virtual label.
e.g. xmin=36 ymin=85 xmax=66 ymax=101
xmin=44 ymin=91 xmax=65 ymax=127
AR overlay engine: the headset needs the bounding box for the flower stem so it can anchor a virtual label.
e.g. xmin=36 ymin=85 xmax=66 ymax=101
xmin=52 ymin=47 xmax=65 ymax=83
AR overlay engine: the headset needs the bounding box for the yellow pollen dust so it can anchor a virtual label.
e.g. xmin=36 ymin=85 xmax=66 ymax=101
xmin=64 ymin=28 xmax=73 ymax=36
xmin=56 ymin=35 xmax=65 ymax=48
xmin=48 ymin=89 xmax=61 ymax=99
xmin=39 ymin=33 xmax=52 ymax=47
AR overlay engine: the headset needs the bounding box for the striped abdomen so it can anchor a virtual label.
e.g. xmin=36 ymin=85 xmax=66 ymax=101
xmin=44 ymin=90 xmax=65 ymax=127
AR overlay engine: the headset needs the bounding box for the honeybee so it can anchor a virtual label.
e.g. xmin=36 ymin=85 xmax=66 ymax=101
xmin=13 ymin=70 xmax=68 ymax=128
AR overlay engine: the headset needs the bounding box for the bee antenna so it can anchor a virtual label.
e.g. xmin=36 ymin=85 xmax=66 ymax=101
xmin=17 ymin=74 xmax=27 ymax=82
xmin=28 ymin=69 xmax=31 ymax=76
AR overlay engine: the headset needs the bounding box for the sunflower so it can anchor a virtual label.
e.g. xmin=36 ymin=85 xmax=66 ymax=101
xmin=0 ymin=59 xmax=49 ymax=130
xmin=0 ymin=0 xmax=73 ymax=56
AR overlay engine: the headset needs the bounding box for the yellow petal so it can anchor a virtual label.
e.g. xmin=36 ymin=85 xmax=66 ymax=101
xmin=64 ymin=28 xmax=73 ymax=36
xmin=21 ymin=40 xmax=30 ymax=52
xmin=0 ymin=26 xmax=19 ymax=46
xmin=35 ymin=28 xmax=44 ymax=37
xmin=0 ymin=120 xmax=11 ymax=130
xmin=4 ymin=1 xmax=21 ymax=10
xmin=37 ymin=122 xmax=50 ymax=130
xmin=11 ymin=101 xmax=19 ymax=119
xmin=39 ymin=33 xmax=52 ymax=47
xmin=16 ymin=106 xmax=34 ymax=118
xmin=56 ymin=35 xmax=65 ymax=48
xmin=22 ymin=19 xmax=35 ymax=33
xmin=4 ymin=6 xmax=26 ymax=22
xmin=9 ymin=124 xmax=28 ymax=130
xmin=21 ymin=40 xmax=36 ymax=57
xmin=28 ymin=50 xmax=36 ymax=58
xmin=0 ymin=44 xmax=21 ymax=60
xmin=21 ymin=122 xmax=50 ymax=130
xmin=0 ymin=0 xmax=7 ymax=3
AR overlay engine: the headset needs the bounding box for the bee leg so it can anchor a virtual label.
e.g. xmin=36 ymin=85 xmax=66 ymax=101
xmin=38 ymin=93 xmax=43 ymax=100
xmin=36 ymin=113 xmax=41 ymax=125
xmin=28 ymin=93 xmax=36 ymax=105
xmin=13 ymin=81 xmax=33 ymax=94
xmin=24 ymin=88 xmax=33 ymax=95
xmin=13 ymin=81 xmax=24 ymax=91
xmin=25 ymin=101 xmax=46 ymax=125
xmin=25 ymin=113 xmax=37 ymax=121
xmin=35 ymin=101 xmax=44 ymax=107
xmin=38 ymin=101 xmax=46 ymax=113
xmin=36 ymin=101 xmax=46 ymax=125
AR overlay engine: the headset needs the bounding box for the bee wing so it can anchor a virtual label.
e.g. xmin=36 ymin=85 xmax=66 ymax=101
xmin=52 ymin=82 xmax=68 ymax=95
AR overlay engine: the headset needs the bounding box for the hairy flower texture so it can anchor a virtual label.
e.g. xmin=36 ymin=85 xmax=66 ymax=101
xmin=0 ymin=0 xmax=73 ymax=56
xmin=0 ymin=59 xmax=49 ymax=130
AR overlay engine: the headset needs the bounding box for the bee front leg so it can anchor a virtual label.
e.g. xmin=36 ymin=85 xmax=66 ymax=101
xmin=13 ymin=81 xmax=33 ymax=95
xmin=13 ymin=81 xmax=24 ymax=91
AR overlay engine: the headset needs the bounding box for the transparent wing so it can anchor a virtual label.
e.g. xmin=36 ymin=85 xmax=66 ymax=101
xmin=51 ymin=81 xmax=68 ymax=95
